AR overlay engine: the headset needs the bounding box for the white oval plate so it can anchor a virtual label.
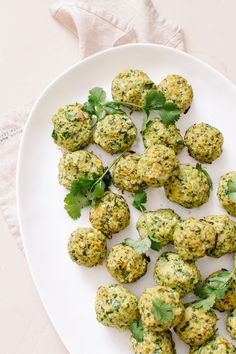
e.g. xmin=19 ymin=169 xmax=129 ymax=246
xmin=17 ymin=44 xmax=236 ymax=354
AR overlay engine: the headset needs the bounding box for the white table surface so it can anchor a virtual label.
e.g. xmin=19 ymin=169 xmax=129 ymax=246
xmin=1 ymin=1 xmax=236 ymax=353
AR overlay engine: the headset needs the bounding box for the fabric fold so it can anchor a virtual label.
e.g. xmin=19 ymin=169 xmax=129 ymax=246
xmin=0 ymin=0 xmax=184 ymax=250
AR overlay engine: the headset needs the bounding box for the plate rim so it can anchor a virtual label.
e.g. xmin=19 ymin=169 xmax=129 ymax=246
xmin=16 ymin=42 xmax=236 ymax=353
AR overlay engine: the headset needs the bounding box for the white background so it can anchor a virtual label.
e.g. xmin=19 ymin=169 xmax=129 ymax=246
xmin=0 ymin=1 xmax=236 ymax=353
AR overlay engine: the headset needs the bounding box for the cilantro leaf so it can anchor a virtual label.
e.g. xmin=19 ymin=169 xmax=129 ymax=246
xmin=92 ymin=180 xmax=106 ymax=200
xmin=84 ymin=87 xmax=124 ymax=121
xmin=196 ymin=163 xmax=213 ymax=190
xmin=159 ymin=102 xmax=180 ymax=126
xmin=152 ymin=299 xmax=174 ymax=324
xmin=193 ymin=254 xmax=236 ymax=311
xmin=149 ymin=236 xmax=162 ymax=251
xmin=129 ymin=321 xmax=144 ymax=343
xmin=143 ymin=91 xmax=165 ymax=114
xmin=70 ymin=179 xmax=94 ymax=196
xmin=228 ymin=179 xmax=236 ymax=203
xmin=192 ymin=294 xmax=216 ymax=312
xmin=64 ymin=154 xmax=124 ymax=220
xmin=102 ymin=169 xmax=112 ymax=189
xmin=88 ymin=87 xmax=106 ymax=104
xmin=64 ymin=193 xmax=90 ymax=220
xmin=123 ymin=237 xmax=151 ymax=254
xmin=132 ymin=190 xmax=147 ymax=212
xmin=103 ymin=101 xmax=124 ymax=115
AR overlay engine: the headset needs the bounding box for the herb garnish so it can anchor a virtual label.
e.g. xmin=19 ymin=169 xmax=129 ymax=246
xmin=83 ymin=87 xmax=124 ymax=121
xmin=196 ymin=163 xmax=213 ymax=190
xmin=132 ymin=190 xmax=147 ymax=212
xmin=64 ymin=155 xmax=121 ymax=220
xmin=114 ymin=90 xmax=180 ymax=132
xmin=123 ymin=236 xmax=161 ymax=254
xmin=193 ymin=253 xmax=236 ymax=311
xmin=227 ymin=179 xmax=236 ymax=203
xmin=129 ymin=321 xmax=144 ymax=342
xmin=152 ymin=299 xmax=174 ymax=324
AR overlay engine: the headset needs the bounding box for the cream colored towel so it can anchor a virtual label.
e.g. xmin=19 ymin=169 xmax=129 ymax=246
xmin=0 ymin=0 xmax=184 ymax=249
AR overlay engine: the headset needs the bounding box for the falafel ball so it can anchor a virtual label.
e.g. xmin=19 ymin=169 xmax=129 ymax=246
xmin=189 ymin=335 xmax=236 ymax=354
xmin=112 ymin=69 xmax=156 ymax=109
xmin=138 ymin=286 xmax=184 ymax=332
xmin=58 ymin=150 xmax=103 ymax=189
xmin=95 ymin=284 xmax=139 ymax=330
xmin=136 ymin=209 xmax=181 ymax=247
xmin=112 ymin=152 xmax=146 ymax=192
xmin=89 ymin=191 xmax=130 ymax=237
xmin=93 ymin=113 xmax=137 ymax=154
xmin=130 ymin=328 xmax=176 ymax=354
xmin=106 ymin=244 xmax=148 ymax=283
xmin=137 ymin=144 xmax=179 ymax=188
xmin=51 ymin=103 xmax=93 ymax=151
xmin=203 ymin=215 xmax=236 ymax=257
xmin=164 ymin=164 xmax=211 ymax=208
xmin=173 ymin=217 xmax=216 ymax=261
xmin=158 ymin=74 xmax=193 ymax=113
xmin=67 ymin=227 xmax=106 ymax=267
xmin=143 ymin=118 xmax=184 ymax=154
xmin=174 ymin=303 xmax=217 ymax=347
xmin=226 ymin=308 xmax=236 ymax=340
xmin=217 ymin=171 xmax=236 ymax=217
xmin=184 ymin=123 xmax=223 ymax=163
xmin=153 ymin=252 xmax=201 ymax=297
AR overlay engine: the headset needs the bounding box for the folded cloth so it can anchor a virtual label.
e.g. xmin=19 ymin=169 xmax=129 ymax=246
xmin=0 ymin=0 xmax=184 ymax=250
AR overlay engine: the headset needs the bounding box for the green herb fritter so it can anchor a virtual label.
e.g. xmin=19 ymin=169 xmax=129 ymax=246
xmin=52 ymin=103 xmax=93 ymax=151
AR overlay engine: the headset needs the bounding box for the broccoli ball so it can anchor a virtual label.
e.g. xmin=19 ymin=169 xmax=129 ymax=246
xmin=130 ymin=328 xmax=176 ymax=354
xmin=203 ymin=215 xmax=236 ymax=257
xmin=106 ymin=244 xmax=148 ymax=283
xmin=202 ymin=270 xmax=236 ymax=312
xmin=174 ymin=303 xmax=217 ymax=347
xmin=138 ymin=286 xmax=184 ymax=332
xmin=227 ymin=308 xmax=236 ymax=339
xmin=217 ymin=172 xmax=236 ymax=217
xmin=111 ymin=69 xmax=156 ymax=109
xmin=137 ymin=144 xmax=179 ymax=188
xmin=67 ymin=227 xmax=106 ymax=267
xmin=112 ymin=152 xmax=146 ymax=192
xmin=164 ymin=164 xmax=211 ymax=208
xmin=143 ymin=118 xmax=184 ymax=154
xmin=153 ymin=252 xmax=201 ymax=297
xmin=173 ymin=217 xmax=216 ymax=261
xmin=158 ymin=74 xmax=193 ymax=113
xmin=58 ymin=150 xmax=104 ymax=189
xmin=89 ymin=191 xmax=130 ymax=237
xmin=136 ymin=209 xmax=181 ymax=247
xmin=95 ymin=284 xmax=139 ymax=330
xmin=189 ymin=335 xmax=236 ymax=354
xmin=93 ymin=114 xmax=137 ymax=154
xmin=184 ymin=123 xmax=224 ymax=163
xmin=51 ymin=103 xmax=93 ymax=151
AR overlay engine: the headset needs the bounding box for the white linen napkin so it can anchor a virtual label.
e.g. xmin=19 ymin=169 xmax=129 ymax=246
xmin=0 ymin=0 xmax=184 ymax=250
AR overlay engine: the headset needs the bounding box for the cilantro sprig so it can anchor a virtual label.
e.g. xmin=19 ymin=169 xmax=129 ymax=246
xmin=196 ymin=163 xmax=213 ymax=190
xmin=83 ymin=87 xmax=124 ymax=121
xmin=123 ymin=235 xmax=161 ymax=254
xmin=129 ymin=321 xmax=144 ymax=342
xmin=132 ymin=190 xmax=147 ymax=212
xmin=227 ymin=179 xmax=236 ymax=203
xmin=64 ymin=155 xmax=124 ymax=220
xmin=152 ymin=299 xmax=174 ymax=324
xmin=193 ymin=253 xmax=236 ymax=311
xmin=114 ymin=90 xmax=180 ymax=132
